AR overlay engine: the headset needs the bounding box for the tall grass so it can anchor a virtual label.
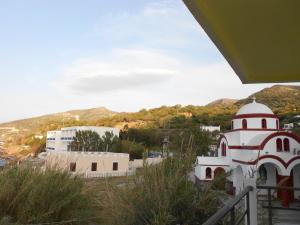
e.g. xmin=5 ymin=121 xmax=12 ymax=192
xmin=99 ymin=151 xmax=221 ymax=225
xmin=0 ymin=165 xmax=99 ymax=225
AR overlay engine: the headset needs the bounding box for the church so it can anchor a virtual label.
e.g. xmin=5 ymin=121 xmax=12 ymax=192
xmin=195 ymin=99 xmax=300 ymax=206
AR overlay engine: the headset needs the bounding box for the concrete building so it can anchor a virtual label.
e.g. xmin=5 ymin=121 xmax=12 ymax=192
xmin=195 ymin=99 xmax=300 ymax=207
xmin=45 ymin=151 xmax=131 ymax=178
xmin=46 ymin=126 xmax=120 ymax=152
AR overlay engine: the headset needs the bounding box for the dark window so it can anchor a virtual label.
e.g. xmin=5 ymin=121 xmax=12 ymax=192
xmin=262 ymin=119 xmax=267 ymax=129
xmin=113 ymin=162 xmax=118 ymax=171
xmin=284 ymin=138 xmax=290 ymax=152
xmin=206 ymin=167 xmax=212 ymax=179
xmin=221 ymin=143 xmax=226 ymax=156
xmin=242 ymin=119 xmax=247 ymax=129
xmin=276 ymin=120 xmax=279 ymax=130
xmin=276 ymin=139 xmax=282 ymax=152
xmin=70 ymin=162 xmax=76 ymax=172
xmin=231 ymin=121 xmax=234 ymax=130
xmin=91 ymin=162 xmax=97 ymax=171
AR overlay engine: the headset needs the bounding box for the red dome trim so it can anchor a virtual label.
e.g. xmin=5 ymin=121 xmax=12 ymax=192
xmin=233 ymin=113 xmax=278 ymax=119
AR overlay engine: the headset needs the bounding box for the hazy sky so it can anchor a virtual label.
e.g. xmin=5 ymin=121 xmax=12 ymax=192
xmin=0 ymin=0 xmax=296 ymax=123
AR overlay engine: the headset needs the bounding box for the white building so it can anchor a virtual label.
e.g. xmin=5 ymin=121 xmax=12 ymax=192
xmin=195 ymin=99 xmax=300 ymax=207
xmin=45 ymin=151 xmax=132 ymax=178
xmin=46 ymin=126 xmax=120 ymax=152
xmin=200 ymin=125 xmax=221 ymax=132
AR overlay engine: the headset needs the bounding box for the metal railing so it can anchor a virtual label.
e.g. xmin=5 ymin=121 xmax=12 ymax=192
xmin=203 ymin=186 xmax=253 ymax=225
xmin=257 ymin=185 xmax=300 ymax=225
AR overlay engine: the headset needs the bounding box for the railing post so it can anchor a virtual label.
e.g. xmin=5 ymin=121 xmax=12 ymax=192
xmin=267 ymin=188 xmax=272 ymax=225
xmin=244 ymin=178 xmax=257 ymax=225
xmin=230 ymin=208 xmax=235 ymax=225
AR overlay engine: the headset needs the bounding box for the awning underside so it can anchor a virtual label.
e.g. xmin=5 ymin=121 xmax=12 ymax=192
xmin=183 ymin=0 xmax=300 ymax=83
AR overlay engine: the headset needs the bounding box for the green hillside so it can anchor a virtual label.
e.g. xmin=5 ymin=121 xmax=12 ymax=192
xmin=1 ymin=85 xmax=299 ymax=157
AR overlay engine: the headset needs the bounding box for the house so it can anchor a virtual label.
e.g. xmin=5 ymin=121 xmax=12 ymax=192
xmin=200 ymin=125 xmax=220 ymax=133
xmin=195 ymin=99 xmax=300 ymax=207
xmin=46 ymin=126 xmax=120 ymax=151
xmin=45 ymin=151 xmax=132 ymax=178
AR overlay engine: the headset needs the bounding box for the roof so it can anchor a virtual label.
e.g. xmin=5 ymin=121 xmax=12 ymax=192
xmin=183 ymin=0 xmax=300 ymax=83
xmin=236 ymin=100 xmax=274 ymax=115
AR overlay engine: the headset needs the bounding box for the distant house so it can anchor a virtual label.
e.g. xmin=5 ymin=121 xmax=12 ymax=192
xmin=45 ymin=151 xmax=132 ymax=178
xmin=46 ymin=126 xmax=120 ymax=152
xmin=200 ymin=125 xmax=220 ymax=133
xmin=0 ymin=159 xmax=6 ymax=168
xmin=283 ymin=123 xmax=294 ymax=130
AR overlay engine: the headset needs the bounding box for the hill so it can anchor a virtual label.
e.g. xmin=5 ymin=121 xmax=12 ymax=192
xmin=206 ymin=98 xmax=238 ymax=107
xmin=1 ymin=85 xmax=300 ymax=157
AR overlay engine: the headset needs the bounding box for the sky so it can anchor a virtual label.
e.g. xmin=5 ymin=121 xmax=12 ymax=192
xmin=0 ymin=0 xmax=296 ymax=123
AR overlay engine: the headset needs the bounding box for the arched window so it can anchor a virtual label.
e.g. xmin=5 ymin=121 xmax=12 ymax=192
xmin=221 ymin=143 xmax=226 ymax=156
xmin=261 ymin=119 xmax=267 ymax=129
xmin=231 ymin=121 xmax=234 ymax=130
xmin=206 ymin=167 xmax=212 ymax=179
xmin=276 ymin=120 xmax=279 ymax=130
xmin=276 ymin=138 xmax=283 ymax=152
xmin=242 ymin=119 xmax=247 ymax=129
xmin=284 ymin=138 xmax=290 ymax=152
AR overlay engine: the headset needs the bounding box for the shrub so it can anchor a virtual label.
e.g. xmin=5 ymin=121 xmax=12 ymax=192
xmin=99 ymin=152 xmax=220 ymax=225
xmin=0 ymin=165 xmax=99 ymax=225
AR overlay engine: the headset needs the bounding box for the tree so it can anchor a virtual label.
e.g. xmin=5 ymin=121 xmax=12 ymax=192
xmin=69 ymin=130 xmax=118 ymax=152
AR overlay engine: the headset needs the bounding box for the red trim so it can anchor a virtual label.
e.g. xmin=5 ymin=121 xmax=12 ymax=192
xmin=229 ymin=145 xmax=260 ymax=150
xmin=198 ymin=164 xmax=230 ymax=167
xmin=233 ymin=113 xmax=278 ymax=119
xmin=217 ymin=135 xmax=228 ymax=149
xmin=222 ymin=131 xmax=300 ymax=151
xmin=232 ymin=155 xmax=300 ymax=168
xmin=260 ymin=132 xmax=300 ymax=149
xmin=226 ymin=128 xmax=279 ymax=133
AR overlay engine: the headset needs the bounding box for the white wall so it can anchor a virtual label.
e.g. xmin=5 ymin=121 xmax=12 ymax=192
xmin=129 ymin=157 xmax=163 ymax=170
xmin=232 ymin=118 xmax=278 ymax=130
xmin=46 ymin=151 xmax=130 ymax=178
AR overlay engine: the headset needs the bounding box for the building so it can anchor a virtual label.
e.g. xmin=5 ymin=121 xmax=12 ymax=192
xmin=195 ymin=99 xmax=300 ymax=207
xmin=45 ymin=151 xmax=132 ymax=178
xmin=200 ymin=125 xmax=220 ymax=133
xmin=46 ymin=126 xmax=120 ymax=151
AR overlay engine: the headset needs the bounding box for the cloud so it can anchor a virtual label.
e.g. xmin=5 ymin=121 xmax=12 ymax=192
xmin=58 ymin=48 xmax=177 ymax=94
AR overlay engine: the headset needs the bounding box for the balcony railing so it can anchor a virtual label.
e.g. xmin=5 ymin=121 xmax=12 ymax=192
xmin=203 ymin=186 xmax=253 ymax=225
xmin=257 ymin=185 xmax=300 ymax=225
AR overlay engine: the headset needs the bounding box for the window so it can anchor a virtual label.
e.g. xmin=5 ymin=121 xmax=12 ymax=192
xmin=242 ymin=119 xmax=247 ymax=129
xmin=206 ymin=167 xmax=212 ymax=179
xmin=276 ymin=139 xmax=282 ymax=152
xmin=113 ymin=162 xmax=118 ymax=171
xmin=70 ymin=162 xmax=76 ymax=172
xmin=262 ymin=119 xmax=267 ymax=129
xmin=221 ymin=143 xmax=226 ymax=156
xmin=91 ymin=162 xmax=97 ymax=171
xmin=276 ymin=120 xmax=279 ymax=130
xmin=284 ymin=138 xmax=290 ymax=152
xmin=231 ymin=121 xmax=234 ymax=130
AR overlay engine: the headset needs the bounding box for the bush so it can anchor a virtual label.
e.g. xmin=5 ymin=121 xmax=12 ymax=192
xmin=99 ymin=152 xmax=220 ymax=225
xmin=0 ymin=165 xmax=99 ymax=225
xmin=113 ymin=140 xmax=145 ymax=160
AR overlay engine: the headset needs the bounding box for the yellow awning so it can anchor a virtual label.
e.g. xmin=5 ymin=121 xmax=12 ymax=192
xmin=183 ymin=0 xmax=300 ymax=83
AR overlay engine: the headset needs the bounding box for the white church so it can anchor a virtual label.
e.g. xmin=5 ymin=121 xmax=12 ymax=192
xmin=195 ymin=98 xmax=300 ymax=207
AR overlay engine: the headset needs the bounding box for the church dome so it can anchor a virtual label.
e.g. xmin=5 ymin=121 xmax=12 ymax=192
xmin=236 ymin=99 xmax=274 ymax=115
